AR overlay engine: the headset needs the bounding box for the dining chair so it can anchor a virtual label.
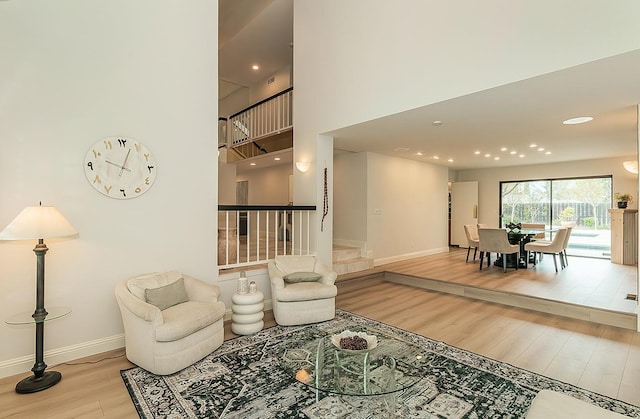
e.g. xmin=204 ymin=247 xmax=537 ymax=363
xmin=521 ymin=223 xmax=545 ymax=240
xmin=478 ymin=228 xmax=520 ymax=273
xmin=561 ymin=226 xmax=572 ymax=266
xmin=463 ymin=224 xmax=479 ymax=262
xmin=524 ymin=228 xmax=568 ymax=272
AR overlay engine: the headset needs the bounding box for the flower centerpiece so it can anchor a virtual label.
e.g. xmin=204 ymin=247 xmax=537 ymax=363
xmin=505 ymin=222 xmax=521 ymax=233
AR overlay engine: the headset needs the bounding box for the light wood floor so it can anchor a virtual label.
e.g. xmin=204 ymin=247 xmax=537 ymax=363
xmin=340 ymin=247 xmax=638 ymax=313
xmin=2 ymin=269 xmax=640 ymax=417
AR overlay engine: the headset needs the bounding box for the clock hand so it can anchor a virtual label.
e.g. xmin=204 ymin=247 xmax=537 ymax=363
xmin=105 ymin=160 xmax=132 ymax=171
xmin=119 ymin=149 xmax=132 ymax=176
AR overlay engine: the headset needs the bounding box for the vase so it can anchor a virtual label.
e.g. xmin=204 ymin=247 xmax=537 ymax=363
xmin=618 ymin=201 xmax=628 ymax=209
xmin=237 ymin=272 xmax=248 ymax=294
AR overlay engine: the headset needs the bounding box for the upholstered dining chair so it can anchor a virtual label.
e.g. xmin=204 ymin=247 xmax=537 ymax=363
xmin=114 ymin=271 xmax=226 ymax=375
xmin=268 ymin=255 xmax=338 ymax=326
xmin=521 ymin=223 xmax=546 ymax=240
xmin=463 ymin=224 xmax=479 ymax=262
xmin=561 ymin=226 xmax=572 ymax=266
xmin=524 ymin=228 xmax=568 ymax=272
xmin=478 ymin=228 xmax=520 ymax=273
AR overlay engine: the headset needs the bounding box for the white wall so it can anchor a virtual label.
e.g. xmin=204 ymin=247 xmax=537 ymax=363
xmin=456 ymin=156 xmax=638 ymax=225
xmin=334 ymin=151 xmax=450 ymax=263
xmin=0 ymin=0 xmax=218 ymax=375
xmin=218 ymin=162 xmax=237 ymax=205
xmin=237 ymin=163 xmax=293 ymax=205
xmin=334 ymin=153 xmax=368 ymax=246
xmin=367 ymin=153 xmax=449 ymax=263
xmin=293 ymin=0 xmax=640 ymax=267
xmin=219 ymin=87 xmax=250 ymax=118
xmin=294 ymin=0 xmax=640 ymax=136
xmin=250 ymin=66 xmax=292 ymax=104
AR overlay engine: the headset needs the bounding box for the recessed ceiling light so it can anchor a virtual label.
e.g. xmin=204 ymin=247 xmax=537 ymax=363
xmin=537 ymin=147 xmax=544 ymax=151
xmin=252 ymin=65 xmax=260 ymax=70
xmin=529 ymin=144 xmax=537 ymax=148
xmin=494 ymin=157 xmax=500 ymax=160
xmin=474 ymin=151 xmax=481 ymax=155
xmin=250 ymin=162 xmax=256 ymax=166
xmin=510 ymin=151 xmax=517 ymax=155
xmin=394 ymin=147 xmax=409 ymax=152
xmin=274 ymin=157 xmax=281 ymax=161
xmin=563 ymin=116 xmax=593 ymax=125
xmin=519 ymin=154 xmax=525 ymax=158
xmin=500 ymin=147 xmax=508 ymax=152
xmin=545 ymin=151 xmax=552 ymax=155
xmin=432 ymin=120 xmax=443 ymax=126
xmin=484 ymin=153 xmax=491 ymax=157
xmin=432 ymin=155 xmax=440 ymax=160
xmin=416 ymin=152 xmax=423 ymax=156
xmin=447 ymin=158 xmax=454 ymax=162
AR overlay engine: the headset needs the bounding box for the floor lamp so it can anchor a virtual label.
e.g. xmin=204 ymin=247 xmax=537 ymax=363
xmin=0 ymin=205 xmax=78 ymax=393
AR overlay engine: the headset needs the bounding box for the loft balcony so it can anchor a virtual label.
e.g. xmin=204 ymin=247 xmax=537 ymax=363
xmin=219 ymin=87 xmax=293 ymax=161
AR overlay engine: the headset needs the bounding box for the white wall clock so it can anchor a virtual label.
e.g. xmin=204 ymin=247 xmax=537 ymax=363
xmin=84 ymin=137 xmax=157 ymax=199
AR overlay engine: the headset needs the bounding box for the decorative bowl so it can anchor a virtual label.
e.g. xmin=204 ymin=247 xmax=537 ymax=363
xmin=331 ymin=330 xmax=378 ymax=353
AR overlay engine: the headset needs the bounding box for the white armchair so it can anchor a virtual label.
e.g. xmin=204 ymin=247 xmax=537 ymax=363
xmin=114 ymin=271 xmax=225 ymax=375
xmin=267 ymin=255 xmax=338 ymax=326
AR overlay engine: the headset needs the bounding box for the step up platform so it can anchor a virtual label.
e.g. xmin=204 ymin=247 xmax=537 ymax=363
xmin=333 ymin=245 xmax=374 ymax=275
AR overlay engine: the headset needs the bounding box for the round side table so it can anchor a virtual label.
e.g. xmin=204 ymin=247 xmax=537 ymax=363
xmin=231 ymin=291 xmax=264 ymax=335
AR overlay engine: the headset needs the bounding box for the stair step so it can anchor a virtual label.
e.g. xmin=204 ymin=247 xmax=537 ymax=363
xmin=333 ymin=257 xmax=374 ymax=275
xmin=332 ymin=245 xmax=361 ymax=262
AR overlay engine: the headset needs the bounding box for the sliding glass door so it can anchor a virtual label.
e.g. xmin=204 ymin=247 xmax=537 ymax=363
xmin=500 ymin=176 xmax=612 ymax=259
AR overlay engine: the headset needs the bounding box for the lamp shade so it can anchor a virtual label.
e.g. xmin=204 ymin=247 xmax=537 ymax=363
xmin=0 ymin=206 xmax=78 ymax=241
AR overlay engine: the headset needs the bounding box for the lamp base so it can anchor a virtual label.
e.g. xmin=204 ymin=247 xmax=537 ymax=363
xmin=15 ymin=371 xmax=62 ymax=394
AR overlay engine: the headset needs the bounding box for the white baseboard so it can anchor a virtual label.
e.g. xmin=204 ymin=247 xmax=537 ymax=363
xmin=0 ymin=334 xmax=125 ymax=379
xmin=2 ymin=299 xmax=276 ymax=380
xmin=374 ymin=247 xmax=450 ymax=266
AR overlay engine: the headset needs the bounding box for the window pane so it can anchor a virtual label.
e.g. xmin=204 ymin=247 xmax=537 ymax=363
xmin=501 ymin=181 xmax=550 ymax=226
xmin=551 ymin=177 xmax=611 ymax=258
xmin=500 ymin=176 xmax=612 ymax=259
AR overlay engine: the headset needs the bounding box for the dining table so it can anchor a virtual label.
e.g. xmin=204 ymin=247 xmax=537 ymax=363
xmin=494 ymin=228 xmax=554 ymax=269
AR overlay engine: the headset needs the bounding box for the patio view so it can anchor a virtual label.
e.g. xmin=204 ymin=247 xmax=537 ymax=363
xmin=500 ymin=176 xmax=613 ymax=259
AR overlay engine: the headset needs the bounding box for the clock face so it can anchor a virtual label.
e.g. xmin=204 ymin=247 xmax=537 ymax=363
xmin=84 ymin=137 xmax=157 ymax=199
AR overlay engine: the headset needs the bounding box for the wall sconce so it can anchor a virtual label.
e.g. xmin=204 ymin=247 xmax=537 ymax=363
xmin=623 ymin=160 xmax=638 ymax=174
xmin=295 ymin=161 xmax=310 ymax=173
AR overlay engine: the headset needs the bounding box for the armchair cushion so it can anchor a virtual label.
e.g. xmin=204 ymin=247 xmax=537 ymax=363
xmin=276 ymin=281 xmax=337 ymax=302
xmin=283 ymin=271 xmax=322 ymax=283
xmin=156 ymin=300 xmax=226 ymax=342
xmin=144 ymin=277 xmax=189 ymax=310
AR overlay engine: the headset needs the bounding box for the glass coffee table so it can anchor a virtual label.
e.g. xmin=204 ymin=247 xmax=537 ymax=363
xmin=280 ymin=326 xmax=427 ymax=412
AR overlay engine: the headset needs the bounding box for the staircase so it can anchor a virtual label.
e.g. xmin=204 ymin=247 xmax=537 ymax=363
xmin=332 ymin=245 xmax=374 ymax=275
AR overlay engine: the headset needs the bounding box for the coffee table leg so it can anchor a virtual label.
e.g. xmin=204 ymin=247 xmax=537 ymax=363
xmin=363 ymin=352 xmax=369 ymax=394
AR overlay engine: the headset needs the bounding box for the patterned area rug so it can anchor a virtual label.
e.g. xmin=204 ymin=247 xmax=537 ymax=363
xmin=121 ymin=310 xmax=640 ymax=418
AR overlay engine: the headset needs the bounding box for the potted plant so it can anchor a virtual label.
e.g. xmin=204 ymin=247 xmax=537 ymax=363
xmin=614 ymin=193 xmax=633 ymax=209
xmin=559 ymin=206 xmax=575 ymax=227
